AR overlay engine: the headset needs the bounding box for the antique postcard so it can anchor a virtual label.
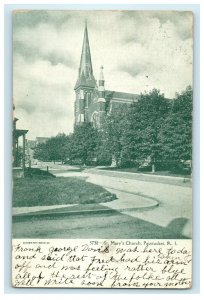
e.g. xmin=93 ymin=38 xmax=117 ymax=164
xmin=12 ymin=10 xmax=193 ymax=288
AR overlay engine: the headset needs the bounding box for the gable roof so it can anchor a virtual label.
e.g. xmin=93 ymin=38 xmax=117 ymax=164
xmin=105 ymin=90 xmax=140 ymax=101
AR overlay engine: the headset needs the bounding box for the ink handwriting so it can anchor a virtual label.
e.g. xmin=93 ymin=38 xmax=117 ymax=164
xmin=12 ymin=239 xmax=192 ymax=288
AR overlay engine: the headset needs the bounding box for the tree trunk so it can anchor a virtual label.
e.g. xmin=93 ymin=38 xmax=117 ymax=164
xmin=111 ymin=155 xmax=117 ymax=167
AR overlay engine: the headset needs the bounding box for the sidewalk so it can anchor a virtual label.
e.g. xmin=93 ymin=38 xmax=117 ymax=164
xmin=12 ymin=203 xmax=77 ymax=216
xmin=13 ymin=187 xmax=158 ymax=217
xmin=83 ymin=168 xmax=192 ymax=187
xmin=101 ymin=188 xmax=159 ymax=211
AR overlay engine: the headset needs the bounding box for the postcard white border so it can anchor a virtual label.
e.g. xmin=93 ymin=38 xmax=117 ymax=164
xmin=1 ymin=1 xmax=203 ymax=299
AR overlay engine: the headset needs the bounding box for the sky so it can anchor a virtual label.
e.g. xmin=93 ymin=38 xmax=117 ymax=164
xmin=13 ymin=10 xmax=193 ymax=140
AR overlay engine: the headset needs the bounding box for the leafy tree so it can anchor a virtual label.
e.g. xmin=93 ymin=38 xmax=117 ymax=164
xmin=69 ymin=122 xmax=98 ymax=165
xmin=100 ymin=107 xmax=128 ymax=167
xmin=158 ymin=86 xmax=192 ymax=172
xmin=95 ymin=130 xmax=112 ymax=166
xmin=46 ymin=133 xmax=68 ymax=163
xmin=121 ymin=89 xmax=170 ymax=171
xmin=33 ymin=142 xmax=50 ymax=161
xmin=61 ymin=133 xmax=74 ymax=164
xmin=33 ymin=133 xmax=68 ymax=163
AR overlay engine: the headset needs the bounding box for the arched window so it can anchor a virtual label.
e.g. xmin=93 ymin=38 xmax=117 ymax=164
xmin=85 ymin=93 xmax=90 ymax=108
xmin=75 ymin=100 xmax=79 ymax=112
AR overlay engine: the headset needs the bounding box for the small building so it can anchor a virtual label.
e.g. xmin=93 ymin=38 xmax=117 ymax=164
xmin=36 ymin=137 xmax=49 ymax=144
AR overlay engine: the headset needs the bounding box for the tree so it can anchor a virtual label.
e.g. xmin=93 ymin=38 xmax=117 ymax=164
xmin=33 ymin=133 xmax=68 ymax=163
xmin=100 ymin=106 xmax=128 ymax=167
xmin=158 ymin=86 xmax=192 ymax=172
xmin=33 ymin=142 xmax=50 ymax=161
xmin=46 ymin=133 xmax=68 ymax=163
xmin=121 ymin=89 xmax=170 ymax=171
xmin=69 ymin=122 xmax=99 ymax=165
xmin=94 ymin=130 xmax=112 ymax=166
xmin=61 ymin=133 xmax=74 ymax=164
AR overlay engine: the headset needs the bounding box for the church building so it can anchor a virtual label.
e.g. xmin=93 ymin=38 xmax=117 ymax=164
xmin=74 ymin=23 xmax=140 ymax=128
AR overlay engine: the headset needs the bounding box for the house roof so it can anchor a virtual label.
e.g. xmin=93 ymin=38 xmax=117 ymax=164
xmin=13 ymin=129 xmax=28 ymax=138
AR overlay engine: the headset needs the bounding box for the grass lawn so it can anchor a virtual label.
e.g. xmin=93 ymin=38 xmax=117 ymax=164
xmin=13 ymin=177 xmax=117 ymax=207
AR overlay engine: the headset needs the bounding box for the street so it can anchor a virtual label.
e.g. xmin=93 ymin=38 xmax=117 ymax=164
xmin=13 ymin=163 xmax=192 ymax=239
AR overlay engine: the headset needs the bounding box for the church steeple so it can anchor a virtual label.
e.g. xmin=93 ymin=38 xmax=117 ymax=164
xmin=98 ymin=66 xmax=106 ymax=101
xmin=74 ymin=21 xmax=96 ymax=90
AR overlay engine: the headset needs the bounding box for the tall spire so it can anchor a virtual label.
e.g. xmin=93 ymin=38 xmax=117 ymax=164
xmin=74 ymin=21 xmax=96 ymax=90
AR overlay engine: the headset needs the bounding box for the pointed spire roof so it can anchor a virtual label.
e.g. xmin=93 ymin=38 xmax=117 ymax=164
xmin=79 ymin=21 xmax=93 ymax=77
xmin=74 ymin=22 xmax=96 ymax=90
xmin=99 ymin=65 xmax=104 ymax=81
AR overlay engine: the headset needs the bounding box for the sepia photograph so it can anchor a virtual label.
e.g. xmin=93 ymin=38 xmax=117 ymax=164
xmin=12 ymin=10 xmax=193 ymax=241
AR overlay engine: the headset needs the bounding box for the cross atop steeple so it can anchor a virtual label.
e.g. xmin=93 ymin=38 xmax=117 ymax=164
xmin=74 ymin=21 xmax=96 ymax=90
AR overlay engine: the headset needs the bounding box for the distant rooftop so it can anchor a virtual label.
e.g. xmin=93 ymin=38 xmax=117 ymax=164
xmin=36 ymin=137 xmax=49 ymax=143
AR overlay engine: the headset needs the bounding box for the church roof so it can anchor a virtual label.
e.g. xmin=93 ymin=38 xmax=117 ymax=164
xmin=105 ymin=90 xmax=140 ymax=101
